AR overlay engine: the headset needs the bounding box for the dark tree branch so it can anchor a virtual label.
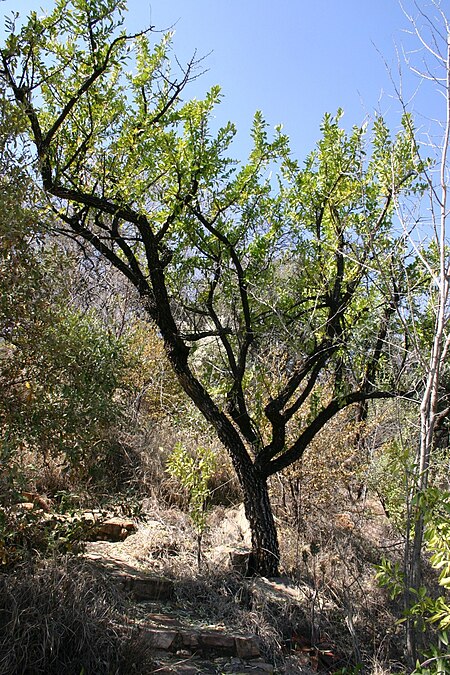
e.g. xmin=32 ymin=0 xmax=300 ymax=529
xmin=180 ymin=328 xmax=233 ymax=341
xmin=284 ymin=357 xmax=329 ymax=420
xmin=148 ymin=56 xmax=196 ymax=127
xmin=264 ymin=389 xmax=401 ymax=478
xmin=57 ymin=207 xmax=153 ymax=300
xmin=43 ymin=29 xmax=151 ymax=149
xmin=191 ymin=207 xmax=259 ymax=445
xmin=264 ymin=340 xmax=334 ymax=418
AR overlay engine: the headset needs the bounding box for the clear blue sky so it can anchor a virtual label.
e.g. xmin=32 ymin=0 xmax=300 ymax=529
xmin=2 ymin=0 xmax=449 ymax=159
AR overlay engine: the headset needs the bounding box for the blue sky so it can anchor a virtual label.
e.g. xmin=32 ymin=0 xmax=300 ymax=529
xmin=2 ymin=0 xmax=449 ymax=160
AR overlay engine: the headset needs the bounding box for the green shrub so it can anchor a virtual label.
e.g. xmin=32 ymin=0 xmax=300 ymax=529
xmin=377 ymin=488 xmax=450 ymax=674
xmin=166 ymin=443 xmax=216 ymax=568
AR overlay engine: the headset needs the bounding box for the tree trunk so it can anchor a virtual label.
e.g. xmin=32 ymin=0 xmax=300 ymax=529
xmin=404 ymin=33 xmax=450 ymax=668
xmin=166 ymin=355 xmax=281 ymax=577
xmin=240 ymin=465 xmax=280 ymax=577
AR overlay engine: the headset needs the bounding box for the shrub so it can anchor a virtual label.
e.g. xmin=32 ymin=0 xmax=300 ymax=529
xmin=167 ymin=443 xmax=216 ymax=569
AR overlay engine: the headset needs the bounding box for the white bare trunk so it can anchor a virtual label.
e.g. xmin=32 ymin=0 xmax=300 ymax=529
xmin=406 ymin=25 xmax=450 ymax=666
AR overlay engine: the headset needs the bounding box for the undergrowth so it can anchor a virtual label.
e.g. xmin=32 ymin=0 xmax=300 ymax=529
xmin=0 ymin=556 xmax=152 ymax=675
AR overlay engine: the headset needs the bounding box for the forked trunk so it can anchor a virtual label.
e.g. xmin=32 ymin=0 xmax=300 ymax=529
xmin=172 ymin=366 xmax=281 ymax=577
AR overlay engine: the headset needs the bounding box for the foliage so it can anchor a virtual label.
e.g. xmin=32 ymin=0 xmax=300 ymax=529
xmin=167 ymin=442 xmax=216 ymax=568
xmin=376 ymin=489 xmax=450 ymax=674
xmin=369 ymin=439 xmax=413 ymax=531
xmin=166 ymin=442 xmax=216 ymax=537
xmin=0 ymin=0 xmax=427 ymax=575
xmin=1 ymin=289 xmax=131 ymax=480
xmin=279 ymin=405 xmax=364 ymax=524
xmin=0 ymin=87 xmax=137 ymax=487
xmin=0 ymin=80 xmax=164 ymax=575
xmin=390 ymin=7 xmax=450 ymax=666
xmin=0 ymin=506 xmax=87 ymax=568
xmin=123 ymin=319 xmax=187 ymax=424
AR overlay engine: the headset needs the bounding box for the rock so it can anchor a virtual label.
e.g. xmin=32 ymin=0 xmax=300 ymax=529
xmin=228 ymin=656 xmax=245 ymax=667
xmin=235 ymin=636 xmax=260 ymax=659
xmin=161 ymin=663 xmax=207 ymax=675
xmin=198 ymin=632 xmax=236 ymax=655
xmin=182 ymin=631 xmax=200 ymax=650
xmin=143 ymin=628 xmax=178 ymax=650
xmin=229 ymin=548 xmax=251 ymax=575
xmin=16 ymin=502 xmax=37 ymax=512
xmin=170 ymin=665 xmax=202 ymax=675
xmin=251 ymin=576 xmax=302 ymax=604
xmin=149 ymin=613 xmax=183 ymax=627
xmin=208 ymin=545 xmax=252 ymax=574
xmin=334 ymin=512 xmax=355 ymax=530
xmin=42 ymin=511 xmax=137 ymax=542
xmin=92 ymin=516 xmax=137 ymax=541
xmin=78 ymin=513 xmax=136 ymax=541
xmin=121 ymin=574 xmax=174 ymax=601
xmin=248 ymin=660 xmax=274 ymax=674
xmin=21 ymin=492 xmax=52 ymax=512
xmin=214 ymin=503 xmax=252 ymax=548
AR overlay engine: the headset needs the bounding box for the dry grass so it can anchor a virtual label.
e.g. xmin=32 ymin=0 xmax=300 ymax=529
xmin=0 ymin=421 xmax=413 ymax=674
xmin=129 ymin=422 xmax=242 ymax=508
xmin=105 ymin=493 xmax=404 ymax=672
xmin=0 ymin=556 xmax=152 ymax=675
xmin=0 ymin=487 xmax=410 ymax=674
xmin=174 ymin=571 xmax=305 ymax=665
xmin=273 ymin=495 xmax=407 ymax=672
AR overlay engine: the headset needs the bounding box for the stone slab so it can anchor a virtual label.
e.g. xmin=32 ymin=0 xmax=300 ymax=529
xmin=143 ymin=628 xmax=178 ymax=650
xmin=235 ymin=635 xmax=260 ymax=659
xmin=199 ymin=632 xmax=236 ymax=655
xmin=122 ymin=574 xmax=174 ymax=601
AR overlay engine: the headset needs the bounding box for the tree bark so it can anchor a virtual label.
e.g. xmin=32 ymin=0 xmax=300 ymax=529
xmin=240 ymin=466 xmax=280 ymax=577
xmin=397 ymin=23 xmax=450 ymax=670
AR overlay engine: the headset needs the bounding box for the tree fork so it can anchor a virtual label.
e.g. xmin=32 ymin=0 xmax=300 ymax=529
xmin=174 ymin=366 xmax=281 ymax=576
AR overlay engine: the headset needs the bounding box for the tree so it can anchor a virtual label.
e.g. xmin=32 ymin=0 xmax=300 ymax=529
xmin=0 ymin=0 xmax=422 ymax=576
xmin=385 ymin=2 xmax=450 ymax=663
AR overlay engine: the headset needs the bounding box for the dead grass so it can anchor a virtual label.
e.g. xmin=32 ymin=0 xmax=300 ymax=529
xmin=1 ymin=430 xmax=413 ymax=674
xmin=129 ymin=422 xmax=242 ymax=508
xmin=273 ymin=495 xmax=407 ymax=672
xmin=174 ymin=572 xmax=298 ymax=663
xmin=1 ymin=488 xmax=410 ymax=673
xmin=103 ymin=494 xmax=403 ymax=672
xmin=0 ymin=556 xmax=152 ymax=675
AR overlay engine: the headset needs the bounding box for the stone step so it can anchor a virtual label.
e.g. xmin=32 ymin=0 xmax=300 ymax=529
xmin=85 ymin=551 xmax=175 ymax=601
xmin=140 ymin=617 xmax=260 ymax=660
xmin=119 ymin=573 xmax=175 ymax=601
xmin=83 ymin=550 xmax=270 ymax=670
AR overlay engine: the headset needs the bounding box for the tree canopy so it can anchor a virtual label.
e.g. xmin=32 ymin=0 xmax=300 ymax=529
xmin=0 ymin=0 xmax=425 ymax=575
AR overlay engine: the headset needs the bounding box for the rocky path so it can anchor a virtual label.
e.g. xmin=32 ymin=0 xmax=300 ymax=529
xmin=80 ymin=514 xmax=298 ymax=674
